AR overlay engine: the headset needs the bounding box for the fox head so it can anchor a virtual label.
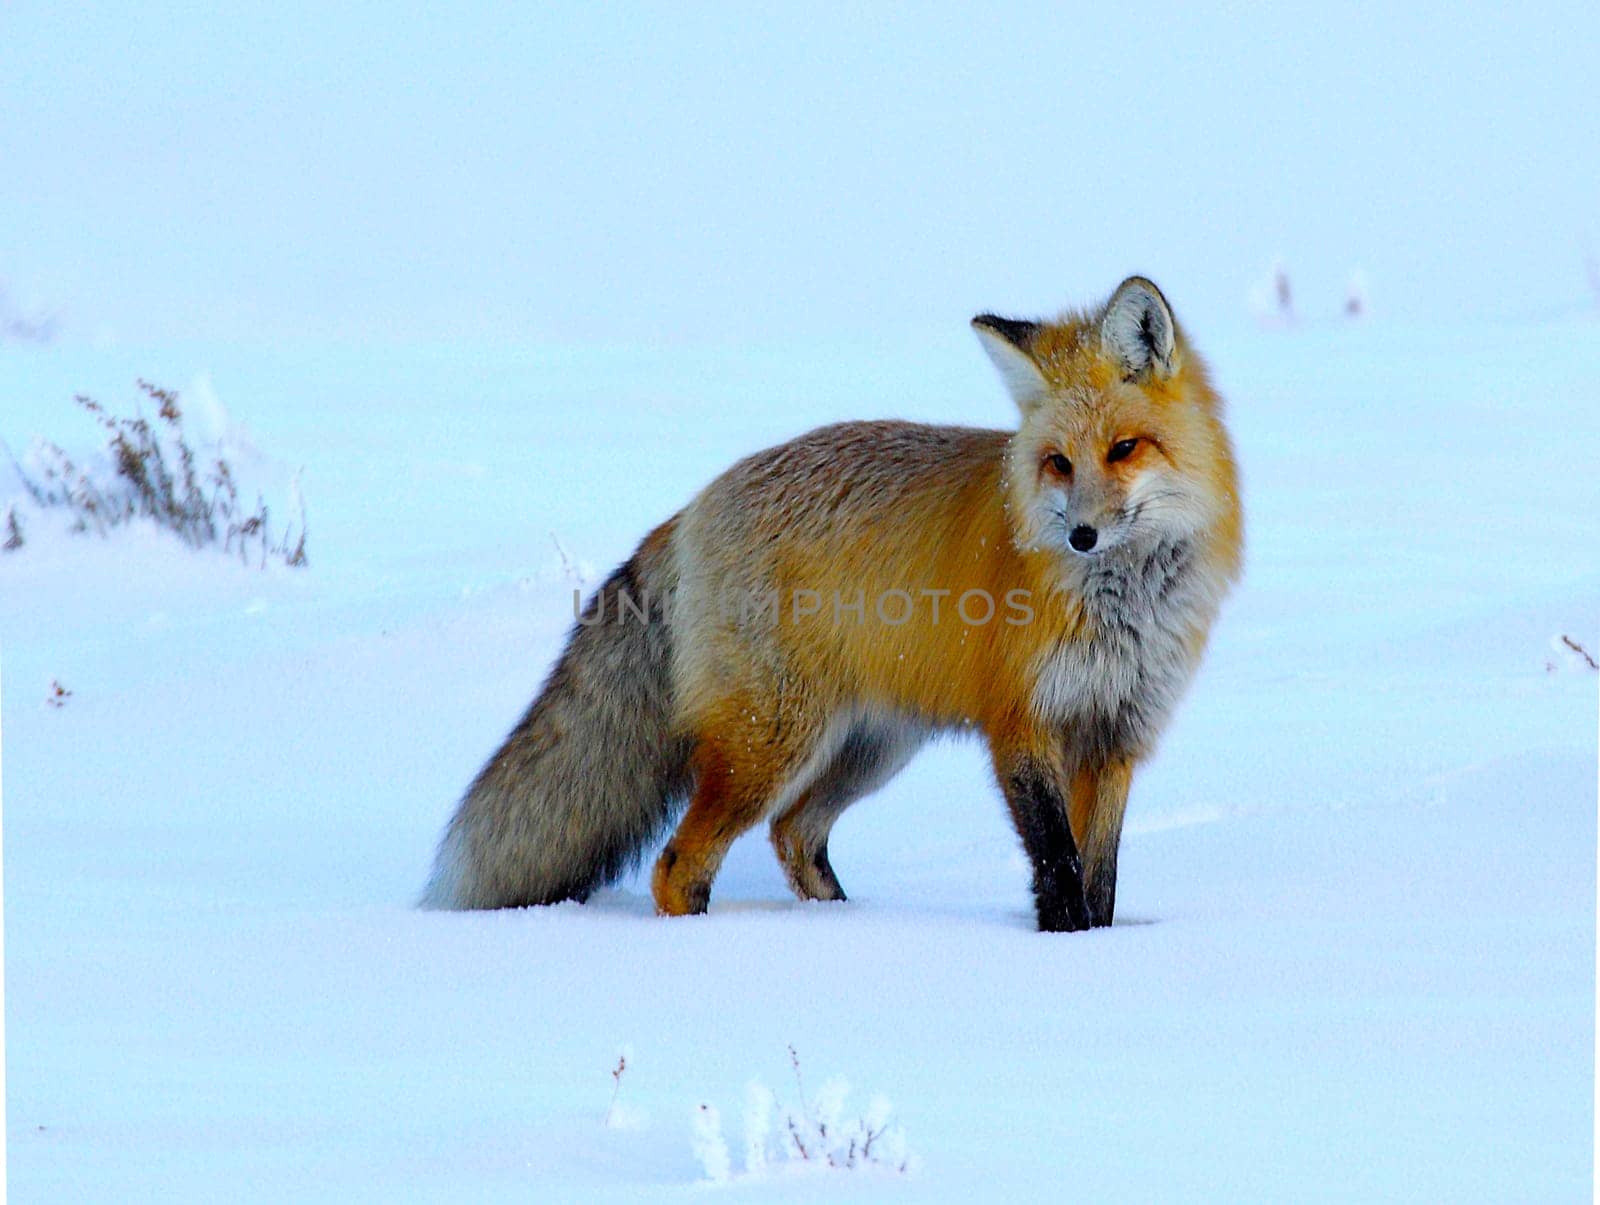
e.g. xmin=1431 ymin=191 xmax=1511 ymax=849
xmin=973 ymin=276 xmax=1236 ymax=564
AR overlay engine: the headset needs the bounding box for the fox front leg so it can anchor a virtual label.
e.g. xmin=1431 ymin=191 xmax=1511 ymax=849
xmin=994 ymin=753 xmax=1092 ymax=933
xmin=1069 ymin=759 xmax=1133 ymax=928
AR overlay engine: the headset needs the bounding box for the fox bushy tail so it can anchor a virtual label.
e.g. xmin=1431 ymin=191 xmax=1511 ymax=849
xmin=422 ymin=522 xmax=693 ymax=909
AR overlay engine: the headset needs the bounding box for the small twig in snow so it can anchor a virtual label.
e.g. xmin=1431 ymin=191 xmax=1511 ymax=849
xmin=787 ymin=1045 xmax=808 ymax=1112
xmin=550 ymin=532 xmax=582 ymax=584
xmin=603 ymin=1052 xmax=627 ymax=1126
xmin=786 ymin=1114 xmax=810 ymax=1161
xmin=1559 ymin=635 xmax=1598 ymax=671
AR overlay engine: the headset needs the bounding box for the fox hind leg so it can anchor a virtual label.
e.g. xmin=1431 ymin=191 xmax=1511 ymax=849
xmin=652 ymin=709 xmax=826 ymax=916
xmin=770 ymin=782 xmax=849 ymax=903
xmin=770 ymin=722 xmax=921 ymax=903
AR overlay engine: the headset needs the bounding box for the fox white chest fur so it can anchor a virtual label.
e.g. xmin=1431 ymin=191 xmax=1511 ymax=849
xmin=1031 ymin=537 xmax=1224 ymax=761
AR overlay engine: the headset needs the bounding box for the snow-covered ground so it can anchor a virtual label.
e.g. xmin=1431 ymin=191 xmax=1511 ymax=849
xmin=3 ymin=318 xmax=1595 ymax=1200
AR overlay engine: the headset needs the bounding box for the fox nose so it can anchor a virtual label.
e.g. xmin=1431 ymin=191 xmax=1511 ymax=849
xmin=1069 ymin=525 xmax=1098 ymax=552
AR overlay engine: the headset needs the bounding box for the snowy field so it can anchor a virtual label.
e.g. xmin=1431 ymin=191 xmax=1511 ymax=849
xmin=3 ymin=318 xmax=1596 ymax=1200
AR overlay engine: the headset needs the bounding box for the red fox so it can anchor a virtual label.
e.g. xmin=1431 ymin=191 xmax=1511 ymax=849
xmin=424 ymin=277 xmax=1242 ymax=931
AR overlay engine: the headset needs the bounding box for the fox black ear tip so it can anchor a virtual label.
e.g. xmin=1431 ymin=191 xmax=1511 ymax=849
xmin=971 ymin=314 xmax=1038 ymax=347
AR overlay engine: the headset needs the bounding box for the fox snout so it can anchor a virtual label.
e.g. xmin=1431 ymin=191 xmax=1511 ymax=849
xmin=1059 ymin=487 xmax=1121 ymax=555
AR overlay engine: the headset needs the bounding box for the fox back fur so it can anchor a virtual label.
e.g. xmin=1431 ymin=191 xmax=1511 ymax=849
xmin=424 ymin=276 xmax=1242 ymax=931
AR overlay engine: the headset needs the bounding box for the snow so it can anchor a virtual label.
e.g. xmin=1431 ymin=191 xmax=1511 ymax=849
xmin=3 ymin=317 xmax=1596 ymax=1200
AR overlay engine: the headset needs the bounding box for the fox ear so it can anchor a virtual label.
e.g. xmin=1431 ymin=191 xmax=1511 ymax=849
xmin=1101 ymin=276 xmax=1177 ymax=381
xmin=972 ymin=314 xmax=1047 ymax=410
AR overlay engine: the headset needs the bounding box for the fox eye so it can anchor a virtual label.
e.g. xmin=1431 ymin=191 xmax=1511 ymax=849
xmin=1107 ymin=438 xmax=1140 ymax=463
xmin=1045 ymin=452 xmax=1072 ymax=477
